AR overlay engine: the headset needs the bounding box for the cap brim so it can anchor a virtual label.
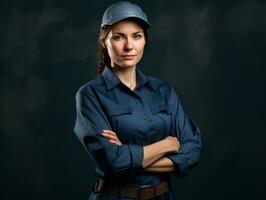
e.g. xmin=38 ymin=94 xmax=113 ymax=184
xmin=101 ymin=15 xmax=151 ymax=29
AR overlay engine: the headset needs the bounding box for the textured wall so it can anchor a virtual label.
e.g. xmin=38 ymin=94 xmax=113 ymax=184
xmin=1 ymin=0 xmax=265 ymax=199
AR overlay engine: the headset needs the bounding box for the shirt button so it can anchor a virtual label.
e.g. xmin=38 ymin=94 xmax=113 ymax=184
xmin=143 ymin=115 xmax=147 ymax=119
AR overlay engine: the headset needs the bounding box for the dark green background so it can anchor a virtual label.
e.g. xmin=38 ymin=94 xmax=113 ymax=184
xmin=1 ymin=0 xmax=265 ymax=199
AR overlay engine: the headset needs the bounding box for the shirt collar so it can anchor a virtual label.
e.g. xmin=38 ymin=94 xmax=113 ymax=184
xmin=102 ymin=65 xmax=148 ymax=90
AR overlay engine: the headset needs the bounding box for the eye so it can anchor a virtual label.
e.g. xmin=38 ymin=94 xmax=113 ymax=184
xmin=133 ymin=34 xmax=143 ymax=40
xmin=112 ymin=35 xmax=124 ymax=41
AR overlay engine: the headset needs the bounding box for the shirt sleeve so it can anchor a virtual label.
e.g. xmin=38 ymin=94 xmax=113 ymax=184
xmin=74 ymin=86 xmax=144 ymax=180
xmin=165 ymin=85 xmax=201 ymax=178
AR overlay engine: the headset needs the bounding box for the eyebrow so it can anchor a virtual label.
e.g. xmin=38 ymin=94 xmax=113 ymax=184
xmin=112 ymin=31 xmax=144 ymax=35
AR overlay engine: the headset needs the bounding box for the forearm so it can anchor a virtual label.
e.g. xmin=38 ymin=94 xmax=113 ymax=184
xmin=143 ymin=157 xmax=177 ymax=172
xmin=142 ymin=139 xmax=173 ymax=168
xmin=144 ymin=166 xmax=175 ymax=173
xmin=101 ymin=130 xmax=179 ymax=170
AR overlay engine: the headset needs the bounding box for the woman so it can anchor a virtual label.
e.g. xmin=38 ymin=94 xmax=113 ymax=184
xmin=74 ymin=1 xmax=201 ymax=200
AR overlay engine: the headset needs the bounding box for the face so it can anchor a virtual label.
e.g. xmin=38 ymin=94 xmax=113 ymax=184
xmin=104 ymin=19 xmax=146 ymax=69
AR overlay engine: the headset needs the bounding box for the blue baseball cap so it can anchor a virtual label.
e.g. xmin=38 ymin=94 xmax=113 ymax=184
xmin=101 ymin=1 xmax=151 ymax=29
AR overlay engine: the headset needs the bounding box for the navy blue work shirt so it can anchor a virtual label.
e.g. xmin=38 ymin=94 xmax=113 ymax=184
xmin=74 ymin=65 xmax=201 ymax=187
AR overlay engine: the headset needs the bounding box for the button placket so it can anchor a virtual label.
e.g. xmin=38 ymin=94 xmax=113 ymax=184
xmin=136 ymin=94 xmax=148 ymax=120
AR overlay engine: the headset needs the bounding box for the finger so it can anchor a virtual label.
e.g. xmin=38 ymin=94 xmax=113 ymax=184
xmin=103 ymin=131 xmax=117 ymax=137
xmin=102 ymin=131 xmax=119 ymax=139
xmin=109 ymin=139 xmax=121 ymax=146
xmin=102 ymin=131 xmax=116 ymax=137
xmin=103 ymin=130 xmax=117 ymax=136
xmin=102 ymin=132 xmax=119 ymax=140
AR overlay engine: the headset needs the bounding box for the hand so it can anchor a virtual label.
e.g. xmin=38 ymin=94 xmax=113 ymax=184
xmin=164 ymin=136 xmax=180 ymax=153
xmin=102 ymin=130 xmax=122 ymax=146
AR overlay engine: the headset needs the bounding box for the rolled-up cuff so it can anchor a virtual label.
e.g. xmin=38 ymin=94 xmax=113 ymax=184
xmin=166 ymin=153 xmax=188 ymax=179
xmin=128 ymin=144 xmax=144 ymax=170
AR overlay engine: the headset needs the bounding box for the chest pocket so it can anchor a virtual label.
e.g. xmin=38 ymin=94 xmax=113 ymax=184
xmin=104 ymin=106 xmax=132 ymax=130
xmin=149 ymin=104 xmax=172 ymax=138
xmin=104 ymin=106 xmax=133 ymax=140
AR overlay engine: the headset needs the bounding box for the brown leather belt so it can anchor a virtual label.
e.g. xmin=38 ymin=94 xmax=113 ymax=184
xmin=94 ymin=179 xmax=169 ymax=200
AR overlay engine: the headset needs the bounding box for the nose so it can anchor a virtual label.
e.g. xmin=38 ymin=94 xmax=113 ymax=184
xmin=124 ymin=38 xmax=133 ymax=51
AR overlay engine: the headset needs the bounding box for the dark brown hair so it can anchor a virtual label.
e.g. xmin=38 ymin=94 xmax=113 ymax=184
xmin=96 ymin=18 xmax=149 ymax=76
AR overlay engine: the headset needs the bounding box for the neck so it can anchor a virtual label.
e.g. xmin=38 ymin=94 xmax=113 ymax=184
xmin=112 ymin=65 xmax=137 ymax=90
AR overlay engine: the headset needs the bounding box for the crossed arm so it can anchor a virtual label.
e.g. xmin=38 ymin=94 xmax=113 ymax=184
xmin=102 ymin=130 xmax=180 ymax=173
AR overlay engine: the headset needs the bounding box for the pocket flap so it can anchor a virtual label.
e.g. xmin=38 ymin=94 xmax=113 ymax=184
xmin=150 ymin=104 xmax=170 ymax=114
xmin=105 ymin=106 xmax=132 ymax=116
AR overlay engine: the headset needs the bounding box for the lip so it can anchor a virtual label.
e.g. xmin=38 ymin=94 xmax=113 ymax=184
xmin=121 ymin=55 xmax=136 ymax=60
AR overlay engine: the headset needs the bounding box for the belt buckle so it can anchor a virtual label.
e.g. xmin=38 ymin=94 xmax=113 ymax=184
xmin=137 ymin=184 xmax=156 ymax=200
